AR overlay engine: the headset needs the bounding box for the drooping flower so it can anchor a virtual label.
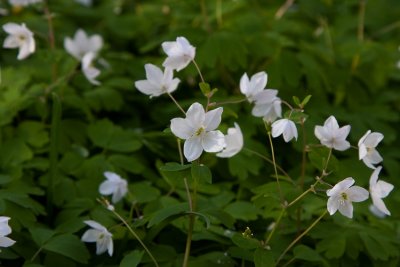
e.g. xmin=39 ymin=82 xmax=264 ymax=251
xmin=135 ymin=64 xmax=180 ymax=98
xmin=170 ymin=103 xmax=225 ymax=162
xmin=217 ymin=123 xmax=243 ymax=158
xmin=82 ymin=52 xmax=101 ymax=85
xmin=239 ymin=72 xmax=268 ymax=103
xmin=314 ymin=116 xmax=351 ymax=151
xmin=358 ymin=130 xmax=384 ymax=169
xmin=0 ymin=217 xmax=16 ymax=249
xmin=262 ymin=99 xmax=282 ymax=123
xmin=99 ymin=172 xmax=128 ymax=203
xmin=369 ymin=166 xmax=393 ymax=216
xmin=2 ymin=22 xmax=35 ymax=60
xmin=81 ymin=220 xmax=113 ymax=256
xmin=8 ymin=0 xmax=41 ymax=7
xmin=162 ymin=36 xmax=195 ymax=71
xmin=326 ymin=177 xmax=369 ymax=219
xmin=64 ymin=29 xmax=103 ymax=60
xmin=271 ymin=119 xmax=298 ymax=142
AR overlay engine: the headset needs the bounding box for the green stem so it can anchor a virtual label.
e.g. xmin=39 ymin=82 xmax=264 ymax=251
xmin=192 ymin=60 xmax=205 ymax=84
xmin=299 ymin=120 xmax=307 ymax=188
xmin=276 ymin=210 xmax=328 ymax=265
xmin=177 ymin=139 xmax=184 ymax=165
xmin=182 ymin=176 xmax=197 ymax=267
xmin=111 ymin=210 xmax=159 ymax=267
xmin=267 ymin=132 xmax=283 ymax=202
xmin=265 ymin=208 xmax=285 ymax=244
xmin=167 ymin=92 xmax=186 ymax=115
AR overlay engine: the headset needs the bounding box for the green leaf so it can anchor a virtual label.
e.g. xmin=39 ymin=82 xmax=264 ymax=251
xmin=224 ymin=201 xmax=259 ymax=220
xmin=159 ymin=162 xmax=191 ymax=172
xmin=131 ymin=182 xmax=161 ymax=203
xmin=84 ymin=87 xmax=124 ymax=111
xmin=308 ymin=147 xmax=338 ymax=172
xmin=317 ymin=234 xmax=346 ymax=259
xmin=254 ymin=248 xmax=275 ymax=267
xmin=284 ymin=110 xmax=308 ymax=124
xmin=43 ymin=234 xmax=90 ymax=264
xmin=0 ymin=138 xmax=33 ymax=167
xmin=30 ymin=228 xmax=55 ymax=247
xmin=301 ymin=95 xmax=312 ymax=107
xmin=147 ymin=203 xmax=189 ymax=228
xmin=17 ymin=121 xmax=49 ymax=148
xmin=120 ymin=250 xmax=144 ymax=267
xmin=191 ymin=163 xmax=212 ymax=184
xmin=231 ymin=234 xmax=260 ymax=250
xmin=294 ymin=245 xmax=325 ymax=262
xmin=109 ymin=154 xmax=145 ymax=174
xmin=87 ymin=119 xmax=142 ymax=152
xmin=199 ymin=82 xmax=211 ymax=95
xmin=293 ymin=96 xmax=301 ymax=107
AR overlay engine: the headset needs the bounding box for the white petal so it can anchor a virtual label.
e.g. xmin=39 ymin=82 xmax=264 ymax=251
xmin=0 ymin=236 xmax=16 ymax=247
xmin=327 ymin=195 xmax=339 ymax=215
xmin=333 ymin=139 xmax=350 ymax=151
xmin=0 ymin=224 xmax=11 ymax=236
xmin=0 ymin=217 xmax=10 ymax=223
xmin=135 ymin=80 xmax=161 ymax=97
xmin=249 ymin=71 xmax=268 ymax=96
xmin=202 ymin=130 xmax=225 ymax=152
xmin=283 ymin=120 xmax=298 ymax=142
xmin=358 ymin=143 xmax=368 ymax=160
xmin=96 ymin=237 xmax=109 ymax=255
xmin=3 ymin=36 xmax=19 ymax=48
xmin=170 ymin=118 xmax=194 ymax=139
xmin=167 ymin=78 xmax=181 ymax=94
xmin=324 ymin=116 xmax=339 ymax=132
xmin=104 ymin=171 xmax=121 ymax=182
xmin=184 ymin=137 xmax=203 ymax=162
xmin=336 ymin=125 xmax=351 ymax=141
xmin=186 ymin=103 xmax=205 ymax=129
xmin=347 ymin=186 xmax=369 ymax=202
xmin=251 ymin=102 xmax=272 ymax=117
xmin=364 ymin=132 xmax=384 ymax=148
xmin=314 ymin=125 xmax=330 ymax=143
xmin=107 ymin=236 xmax=114 ymax=256
xmin=144 ymin=64 xmax=163 ymax=83
xmin=254 ymin=89 xmax=278 ymax=104
xmin=89 ymin=35 xmax=103 ymax=53
xmin=216 ymin=123 xmax=243 ymax=158
xmin=371 ymin=195 xmax=391 ymax=216
xmin=81 ymin=229 xmax=100 ymax=242
xmin=338 ymin=200 xmax=353 ymax=218
xmin=358 ymin=130 xmax=371 ymax=146
xmin=369 ymin=166 xmax=381 ymax=187
xmin=162 ymin=56 xmax=189 ymax=71
xmin=99 ymin=180 xmax=116 ymax=195
xmin=204 ymin=107 xmax=223 ymax=131
xmin=64 ymin=37 xmax=80 ymax=59
xmin=373 ymin=180 xmax=394 ymax=198
xmin=326 ymin=177 xmax=354 ymax=197
xmin=83 ymin=220 xmax=106 ymax=231
xmin=239 ymin=73 xmax=250 ymax=96
xmin=271 ymin=119 xmax=287 ymax=138
xmin=369 ymin=204 xmax=387 ymax=218
xmin=367 ymin=150 xmax=383 ymax=165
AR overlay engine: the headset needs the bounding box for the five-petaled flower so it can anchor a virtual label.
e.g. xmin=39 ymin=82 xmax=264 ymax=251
xmin=162 ymin=36 xmax=196 ymax=71
xmin=240 ymin=72 xmax=268 ymax=103
xmin=271 ymin=119 xmax=298 ymax=142
xmin=170 ymin=102 xmax=225 ymax=162
xmin=135 ymin=64 xmax=180 ymax=98
xmin=358 ymin=130 xmax=384 ymax=169
xmin=64 ymin=29 xmax=103 ymax=60
xmin=369 ymin=166 xmax=393 ymax=216
xmin=0 ymin=216 xmax=16 ymax=249
xmin=81 ymin=220 xmax=113 ymax=256
xmin=2 ymin=22 xmax=35 ymax=60
xmin=326 ymin=177 xmax=369 ymax=219
xmin=99 ymin=172 xmax=128 ymax=204
xmin=217 ymin=123 xmax=243 ymax=158
xmin=314 ymin=115 xmax=351 ymax=151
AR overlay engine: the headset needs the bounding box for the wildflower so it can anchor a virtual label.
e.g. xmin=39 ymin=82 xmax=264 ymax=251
xmin=82 ymin=52 xmax=101 ymax=85
xmin=262 ymin=99 xmax=282 ymax=123
xmin=369 ymin=166 xmax=393 ymax=216
xmin=134 ymin=64 xmax=180 ymax=98
xmin=239 ymin=72 xmax=268 ymax=103
xmin=271 ymin=119 xmax=298 ymax=142
xmin=358 ymin=130 xmax=384 ymax=169
xmin=162 ymin=36 xmax=196 ymax=71
xmin=170 ymin=102 xmax=225 ymax=162
xmin=0 ymin=217 xmax=16 ymax=249
xmin=64 ymin=29 xmax=103 ymax=60
xmin=8 ymin=0 xmax=41 ymax=7
xmin=326 ymin=177 xmax=369 ymax=219
xmin=81 ymin=220 xmax=113 ymax=256
xmin=314 ymin=116 xmax=351 ymax=151
xmin=217 ymin=123 xmax=243 ymax=158
xmin=99 ymin=172 xmax=128 ymax=203
xmin=369 ymin=204 xmax=386 ymax=218
xmin=2 ymin=22 xmax=35 ymax=60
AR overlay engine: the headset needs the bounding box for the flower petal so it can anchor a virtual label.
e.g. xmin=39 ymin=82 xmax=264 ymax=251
xmin=170 ymin=118 xmax=194 ymax=139
xmin=326 ymin=177 xmax=354 ymax=197
xmin=338 ymin=200 xmax=353 ymax=218
xmin=144 ymin=64 xmax=163 ymax=83
xmin=186 ymin=103 xmax=205 ymax=129
xmin=83 ymin=220 xmax=106 ymax=231
xmin=371 ymin=195 xmax=391 ymax=216
xmin=347 ymin=186 xmax=369 ymax=202
xmin=0 ymin=236 xmax=16 ymax=248
xmin=202 ymin=130 xmax=225 ymax=153
xmin=81 ymin=229 xmax=99 ymax=242
xmin=204 ymin=107 xmax=223 ymax=131
xmin=327 ymin=195 xmax=339 ymax=215
xmin=364 ymin=132 xmax=384 ymax=148
xmin=374 ymin=180 xmax=394 ymax=198
xmin=369 ymin=166 xmax=381 ymax=186
xmin=184 ymin=137 xmax=203 ymax=162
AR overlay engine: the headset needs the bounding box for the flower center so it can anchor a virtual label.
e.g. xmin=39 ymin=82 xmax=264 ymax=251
xmin=341 ymin=192 xmax=348 ymax=200
xmin=195 ymin=127 xmax=205 ymax=136
xmin=98 ymin=233 xmax=104 ymax=240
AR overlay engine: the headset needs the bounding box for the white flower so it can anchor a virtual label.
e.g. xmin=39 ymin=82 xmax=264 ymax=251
xmin=170 ymin=102 xmax=225 ymax=162
xmin=99 ymin=172 xmax=128 ymax=203
xmin=252 ymin=90 xmax=282 ymax=119
xmin=358 ymin=130 xmax=384 ymax=169
xmin=2 ymin=22 xmax=35 ymax=60
xmin=271 ymin=119 xmax=298 ymax=142
xmin=0 ymin=217 xmax=16 ymax=249
xmin=135 ymin=64 xmax=180 ymax=98
xmin=217 ymin=123 xmax=243 ymax=158
xmin=369 ymin=204 xmax=387 ymax=218
xmin=8 ymin=0 xmax=41 ymax=7
xmin=369 ymin=166 xmax=393 ymax=216
xmin=162 ymin=36 xmax=196 ymax=71
xmin=81 ymin=220 xmax=113 ymax=256
xmin=240 ymin=72 xmax=268 ymax=103
xmin=326 ymin=177 xmax=369 ymax=219
xmin=314 ymin=116 xmax=351 ymax=151
xmin=82 ymin=52 xmax=101 ymax=85
xmin=262 ymin=99 xmax=282 ymax=123
xmin=64 ymin=29 xmax=103 ymax=60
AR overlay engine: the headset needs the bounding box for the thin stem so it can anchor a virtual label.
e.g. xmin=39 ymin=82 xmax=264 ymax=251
xmin=275 ymin=0 xmax=295 ymax=19
xmin=110 ymin=209 xmax=159 ymax=267
xmin=182 ymin=176 xmax=196 ymax=267
xmin=281 ymin=100 xmax=295 ymax=111
xmin=244 ymin=148 xmax=293 ymax=184
xmin=267 ymin=132 xmax=283 ymax=202
xmin=211 ymin=98 xmax=247 ymax=107
xmin=184 ymin=178 xmax=193 ymax=212
xmin=358 ymin=0 xmax=366 ymax=42
xmin=323 ymin=148 xmax=332 ymax=173
xmin=192 ymin=60 xmax=205 ymax=84
xmin=177 ymin=139 xmax=184 ymax=165
xmin=216 ymin=0 xmax=222 ymax=27
xmin=299 ymin=120 xmax=307 ymax=188
xmin=276 ymin=210 xmax=328 ymax=265
xmin=265 ymin=208 xmax=285 ymax=244
xmin=43 ymin=1 xmax=57 ymax=82
xmin=30 ymin=247 xmax=43 ymax=262
xmin=167 ymin=92 xmax=186 ymax=115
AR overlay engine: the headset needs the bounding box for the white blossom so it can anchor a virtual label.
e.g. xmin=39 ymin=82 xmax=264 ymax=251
xmin=8 ymin=0 xmax=41 ymax=7
xmin=358 ymin=130 xmax=384 ymax=169
xmin=170 ymin=103 xmax=225 ymax=162
xmin=162 ymin=36 xmax=195 ymax=71
xmin=271 ymin=119 xmax=298 ymax=142
xmin=82 ymin=52 xmax=101 ymax=85
xmin=326 ymin=177 xmax=369 ymax=219
xmin=64 ymin=29 xmax=103 ymax=60
xmin=81 ymin=220 xmax=113 ymax=256
xmin=99 ymin=172 xmax=128 ymax=203
xmin=0 ymin=217 xmax=16 ymax=249
xmin=240 ymin=72 xmax=268 ymax=103
xmin=2 ymin=22 xmax=35 ymax=60
xmin=135 ymin=64 xmax=180 ymax=98
xmin=314 ymin=115 xmax=351 ymax=151
xmin=369 ymin=166 xmax=393 ymax=216
xmin=217 ymin=123 xmax=243 ymax=158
